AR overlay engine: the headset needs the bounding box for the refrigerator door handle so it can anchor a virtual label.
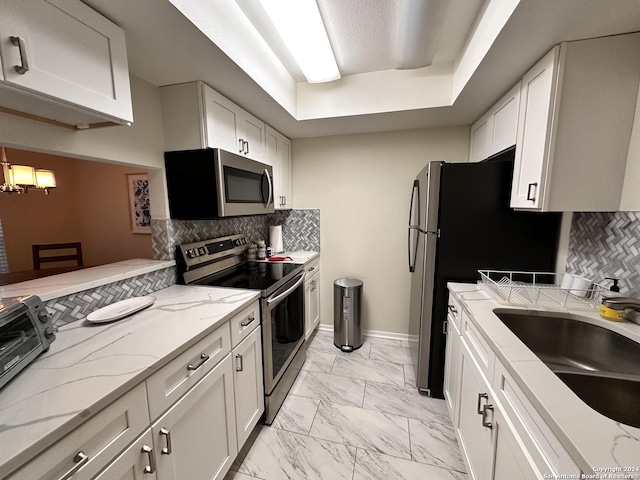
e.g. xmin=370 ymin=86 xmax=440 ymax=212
xmin=408 ymin=180 xmax=420 ymax=272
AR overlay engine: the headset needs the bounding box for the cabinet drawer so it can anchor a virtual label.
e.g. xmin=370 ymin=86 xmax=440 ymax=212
xmin=229 ymin=301 xmax=260 ymax=349
xmin=305 ymin=258 xmax=319 ymax=276
xmin=8 ymin=383 xmax=149 ymax=480
xmin=461 ymin=313 xmax=495 ymax=380
xmin=146 ymin=323 xmax=231 ymax=420
xmin=493 ymin=362 xmax=580 ymax=477
xmin=447 ymin=293 xmax=463 ymax=331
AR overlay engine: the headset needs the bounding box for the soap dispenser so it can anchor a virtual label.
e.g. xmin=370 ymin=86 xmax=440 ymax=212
xmin=604 ymin=277 xmax=622 ymax=296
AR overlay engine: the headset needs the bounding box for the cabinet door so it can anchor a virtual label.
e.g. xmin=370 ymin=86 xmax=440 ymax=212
xmin=266 ymin=125 xmax=293 ymax=209
xmin=511 ymin=47 xmax=560 ymax=209
xmin=93 ymin=430 xmax=157 ymax=480
xmin=202 ymin=85 xmax=243 ymax=154
xmin=443 ymin=316 xmax=461 ymax=426
xmin=0 ymin=0 xmax=132 ymax=123
xmin=490 ymin=82 xmax=520 ymax=155
xmin=153 ymin=355 xmax=237 ymax=480
xmin=239 ymin=110 xmax=266 ymax=162
xmin=469 ymin=116 xmax=491 ymax=163
xmin=491 ymin=408 xmax=540 ymax=480
xmin=457 ymin=341 xmax=494 ymax=480
xmin=305 ymin=271 xmax=320 ymax=339
xmin=233 ymin=325 xmax=264 ymax=450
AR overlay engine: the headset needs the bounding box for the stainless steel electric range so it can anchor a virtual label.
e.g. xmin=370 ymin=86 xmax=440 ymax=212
xmin=177 ymin=234 xmax=306 ymax=425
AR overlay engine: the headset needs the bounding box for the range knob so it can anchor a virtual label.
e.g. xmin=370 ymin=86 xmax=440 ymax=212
xmin=198 ymin=247 xmax=207 ymax=256
xmin=38 ymin=310 xmax=50 ymax=323
xmin=186 ymin=249 xmax=196 ymax=258
xmin=44 ymin=326 xmax=55 ymax=339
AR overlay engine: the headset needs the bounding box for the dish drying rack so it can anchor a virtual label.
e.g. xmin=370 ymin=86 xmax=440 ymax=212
xmin=478 ymin=270 xmax=606 ymax=310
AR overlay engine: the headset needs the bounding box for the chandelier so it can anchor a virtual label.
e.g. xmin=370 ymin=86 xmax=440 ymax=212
xmin=0 ymin=147 xmax=57 ymax=194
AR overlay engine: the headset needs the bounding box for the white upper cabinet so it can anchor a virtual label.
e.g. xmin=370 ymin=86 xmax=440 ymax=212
xmin=511 ymin=33 xmax=640 ymax=211
xmin=161 ymin=81 xmax=266 ymax=162
xmin=469 ymin=83 xmax=521 ymax=163
xmin=266 ymin=125 xmax=293 ymax=209
xmin=0 ymin=0 xmax=133 ymax=127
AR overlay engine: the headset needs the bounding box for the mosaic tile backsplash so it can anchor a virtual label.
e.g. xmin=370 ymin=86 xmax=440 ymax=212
xmin=565 ymin=211 xmax=640 ymax=296
xmin=47 ymin=267 xmax=177 ymax=325
xmin=152 ymin=209 xmax=320 ymax=260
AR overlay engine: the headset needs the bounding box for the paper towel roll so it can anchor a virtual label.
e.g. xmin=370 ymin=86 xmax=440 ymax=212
xmin=269 ymin=225 xmax=283 ymax=253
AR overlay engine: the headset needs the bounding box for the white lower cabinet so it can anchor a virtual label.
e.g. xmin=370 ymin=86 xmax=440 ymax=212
xmin=304 ymin=259 xmax=321 ymax=339
xmin=449 ymin=290 xmax=580 ymax=480
xmin=92 ymin=430 xmax=157 ymax=480
xmin=456 ymin=340 xmax=494 ymax=480
xmin=233 ymin=325 xmax=264 ymax=450
xmin=443 ymin=308 xmax=461 ymax=424
xmin=491 ymin=408 xmax=540 ymax=480
xmin=153 ymin=354 xmax=238 ymax=480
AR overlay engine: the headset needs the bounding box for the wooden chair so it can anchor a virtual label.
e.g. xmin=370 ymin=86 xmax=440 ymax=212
xmin=32 ymin=242 xmax=84 ymax=270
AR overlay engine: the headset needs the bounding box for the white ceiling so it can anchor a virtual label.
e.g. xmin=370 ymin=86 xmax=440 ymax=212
xmin=84 ymin=0 xmax=640 ymax=139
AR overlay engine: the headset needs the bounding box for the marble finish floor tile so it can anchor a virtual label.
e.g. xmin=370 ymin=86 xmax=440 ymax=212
xmin=289 ymin=370 xmax=365 ymax=407
xmin=409 ymin=418 xmax=466 ymax=472
xmin=301 ymin=351 xmax=337 ymax=374
xmin=271 ymin=394 xmax=320 ymax=435
xmin=331 ymin=356 xmax=405 ymax=386
xmin=363 ymin=380 xmax=451 ymax=424
xmin=224 ymin=471 xmax=264 ymax=480
xmin=353 ymin=449 xmax=466 ymax=480
xmin=309 ymin=401 xmax=411 ymax=459
xmin=307 ymin=334 xmax=372 ymax=358
xmin=235 ymin=426 xmax=357 ymax=480
xmin=368 ymin=336 xmax=403 ymax=346
xmin=370 ymin=343 xmax=413 ymax=364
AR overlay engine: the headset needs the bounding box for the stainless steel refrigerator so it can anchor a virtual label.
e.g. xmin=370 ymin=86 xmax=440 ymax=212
xmin=408 ymin=148 xmax=561 ymax=397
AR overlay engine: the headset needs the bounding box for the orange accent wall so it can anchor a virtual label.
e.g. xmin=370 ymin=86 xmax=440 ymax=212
xmin=0 ymin=148 xmax=153 ymax=272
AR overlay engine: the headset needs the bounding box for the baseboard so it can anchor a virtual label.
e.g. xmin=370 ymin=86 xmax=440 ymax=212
xmin=317 ymin=324 xmax=410 ymax=343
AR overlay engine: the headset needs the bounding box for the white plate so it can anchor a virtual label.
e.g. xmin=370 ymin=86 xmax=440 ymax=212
xmin=86 ymin=296 xmax=156 ymax=324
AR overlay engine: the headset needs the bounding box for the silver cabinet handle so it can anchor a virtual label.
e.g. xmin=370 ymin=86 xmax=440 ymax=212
xmin=10 ymin=36 xmax=29 ymax=74
xmin=58 ymin=452 xmax=89 ymax=480
xmin=244 ymin=140 xmax=249 ymax=155
xmin=142 ymin=444 xmax=157 ymax=474
xmin=240 ymin=314 xmax=255 ymax=327
xmin=482 ymin=404 xmax=494 ymax=429
xmin=160 ymin=428 xmax=173 ymax=455
xmin=477 ymin=392 xmax=489 ymax=414
xmin=236 ymin=353 xmax=244 ymax=371
xmin=239 ymin=138 xmax=244 ymax=153
xmin=311 ymin=280 xmax=316 ymax=291
xmin=187 ymin=353 xmax=209 ymax=371
xmin=526 ymin=182 xmax=538 ymax=201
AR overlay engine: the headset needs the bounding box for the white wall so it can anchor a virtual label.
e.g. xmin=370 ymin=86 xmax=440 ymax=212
xmin=0 ymin=75 xmax=169 ymax=219
xmin=620 ymin=86 xmax=640 ymax=211
xmin=292 ymin=127 xmax=470 ymax=335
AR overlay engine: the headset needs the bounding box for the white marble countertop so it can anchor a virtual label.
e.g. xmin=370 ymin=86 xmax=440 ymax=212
xmin=0 ymin=259 xmax=175 ymax=301
xmin=448 ymin=282 xmax=640 ymax=472
xmin=0 ymin=284 xmax=260 ymax=476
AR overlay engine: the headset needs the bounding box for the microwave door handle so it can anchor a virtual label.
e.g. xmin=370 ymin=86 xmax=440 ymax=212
xmin=267 ymin=272 xmax=305 ymax=306
xmin=263 ymin=169 xmax=273 ymax=207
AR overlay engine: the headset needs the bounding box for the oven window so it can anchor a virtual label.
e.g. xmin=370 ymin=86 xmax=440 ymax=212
xmin=0 ymin=314 xmax=40 ymax=378
xmin=223 ymin=166 xmax=267 ymax=203
xmin=270 ymin=282 xmax=304 ymax=378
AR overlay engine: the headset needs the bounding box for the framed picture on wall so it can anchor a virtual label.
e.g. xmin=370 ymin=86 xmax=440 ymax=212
xmin=127 ymin=173 xmax=151 ymax=234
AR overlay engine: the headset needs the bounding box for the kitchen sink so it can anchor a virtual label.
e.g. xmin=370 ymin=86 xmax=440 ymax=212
xmin=493 ymin=309 xmax=640 ymax=427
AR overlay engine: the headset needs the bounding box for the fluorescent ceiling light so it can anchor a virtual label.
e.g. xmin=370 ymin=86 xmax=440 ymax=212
xmin=396 ymin=0 xmax=451 ymax=69
xmin=259 ymin=0 xmax=340 ymax=83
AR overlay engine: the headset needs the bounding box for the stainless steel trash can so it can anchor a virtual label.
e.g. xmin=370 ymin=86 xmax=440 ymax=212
xmin=334 ymin=278 xmax=363 ymax=352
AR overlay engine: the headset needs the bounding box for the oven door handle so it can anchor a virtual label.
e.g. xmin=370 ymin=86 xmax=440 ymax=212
xmin=267 ymin=272 xmax=305 ymax=306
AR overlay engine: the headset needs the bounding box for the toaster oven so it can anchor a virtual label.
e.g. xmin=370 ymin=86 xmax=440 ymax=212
xmin=0 ymin=295 xmax=55 ymax=390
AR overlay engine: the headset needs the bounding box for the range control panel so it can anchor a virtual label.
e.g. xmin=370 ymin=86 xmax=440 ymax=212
xmin=179 ymin=234 xmax=249 ymax=270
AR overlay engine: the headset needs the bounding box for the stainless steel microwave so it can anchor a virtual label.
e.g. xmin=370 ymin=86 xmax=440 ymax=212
xmin=164 ymin=148 xmax=275 ymax=218
xmin=0 ymin=295 xmax=55 ymax=390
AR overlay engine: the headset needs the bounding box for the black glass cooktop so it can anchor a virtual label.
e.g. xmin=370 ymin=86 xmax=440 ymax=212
xmin=195 ymin=261 xmax=302 ymax=293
